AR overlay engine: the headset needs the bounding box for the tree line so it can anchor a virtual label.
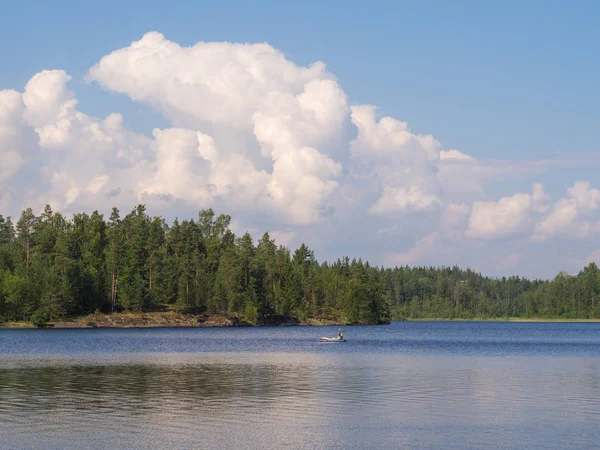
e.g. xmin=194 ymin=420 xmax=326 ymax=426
xmin=0 ymin=205 xmax=389 ymax=325
xmin=1 ymin=205 xmax=599 ymax=325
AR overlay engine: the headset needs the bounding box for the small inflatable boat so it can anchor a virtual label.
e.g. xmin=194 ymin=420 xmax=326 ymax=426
xmin=319 ymin=337 xmax=347 ymax=342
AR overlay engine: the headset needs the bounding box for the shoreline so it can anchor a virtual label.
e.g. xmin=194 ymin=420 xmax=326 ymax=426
xmin=400 ymin=317 xmax=600 ymax=323
xmin=0 ymin=311 xmax=350 ymax=329
xmin=2 ymin=313 xmax=600 ymax=329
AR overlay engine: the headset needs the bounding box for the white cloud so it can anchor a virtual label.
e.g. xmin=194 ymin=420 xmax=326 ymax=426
xmin=88 ymin=32 xmax=339 ymax=134
xmin=533 ymin=181 xmax=600 ymax=241
xmin=22 ymin=70 xmax=78 ymax=148
xmin=369 ymin=185 xmax=441 ymax=215
xmin=442 ymin=203 xmax=470 ymax=233
xmin=466 ymin=184 xmax=546 ymax=240
xmin=0 ymin=89 xmax=34 ymax=182
xmin=87 ymin=32 xmax=347 ymax=225
xmin=0 ymin=151 xmax=25 ymax=183
xmin=464 ymin=180 xmax=600 ymax=244
xmin=568 ymin=181 xmax=600 ymax=212
xmin=349 ymin=105 xmax=442 ymax=214
xmin=141 ymin=128 xmax=213 ymax=204
xmin=0 ymin=71 xmax=155 ymax=215
xmin=86 ymin=175 xmax=110 ymax=195
xmin=439 ymin=149 xmax=474 ymax=161
xmin=2 ymin=32 xmax=600 ymax=279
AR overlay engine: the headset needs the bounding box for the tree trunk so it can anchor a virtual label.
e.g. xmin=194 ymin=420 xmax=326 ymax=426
xmin=111 ymin=270 xmax=115 ymax=312
xmin=26 ymin=235 xmax=30 ymax=279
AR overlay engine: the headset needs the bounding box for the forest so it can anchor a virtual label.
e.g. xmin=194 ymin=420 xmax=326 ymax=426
xmin=1 ymin=205 xmax=600 ymax=326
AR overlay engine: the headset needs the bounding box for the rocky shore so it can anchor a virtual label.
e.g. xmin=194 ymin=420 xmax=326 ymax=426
xmin=0 ymin=311 xmax=345 ymax=329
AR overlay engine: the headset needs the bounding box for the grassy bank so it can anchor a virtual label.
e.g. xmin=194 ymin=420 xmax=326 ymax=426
xmin=400 ymin=317 xmax=600 ymax=322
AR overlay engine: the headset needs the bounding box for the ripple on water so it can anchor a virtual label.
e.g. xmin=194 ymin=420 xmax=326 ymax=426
xmin=1 ymin=323 xmax=600 ymax=449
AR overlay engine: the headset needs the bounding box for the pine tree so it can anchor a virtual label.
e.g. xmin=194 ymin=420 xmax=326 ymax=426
xmin=16 ymin=208 xmax=36 ymax=278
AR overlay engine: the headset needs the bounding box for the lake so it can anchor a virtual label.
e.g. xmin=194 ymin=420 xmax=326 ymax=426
xmin=1 ymin=322 xmax=600 ymax=449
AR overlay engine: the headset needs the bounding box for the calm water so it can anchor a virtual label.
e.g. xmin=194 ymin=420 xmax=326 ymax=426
xmin=1 ymin=322 xmax=600 ymax=449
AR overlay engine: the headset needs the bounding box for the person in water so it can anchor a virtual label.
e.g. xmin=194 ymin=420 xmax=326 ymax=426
xmin=337 ymin=328 xmax=344 ymax=340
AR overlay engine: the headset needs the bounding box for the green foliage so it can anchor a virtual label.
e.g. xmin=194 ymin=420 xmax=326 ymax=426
xmin=30 ymin=309 xmax=49 ymax=327
xmin=3 ymin=204 xmax=600 ymax=325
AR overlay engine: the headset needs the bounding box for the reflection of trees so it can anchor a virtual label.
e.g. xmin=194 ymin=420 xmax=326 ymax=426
xmin=5 ymin=358 xmax=600 ymax=449
xmin=0 ymin=362 xmax=332 ymax=417
xmin=0 ymin=364 xmax=273 ymax=413
xmin=0 ymin=360 xmax=389 ymax=448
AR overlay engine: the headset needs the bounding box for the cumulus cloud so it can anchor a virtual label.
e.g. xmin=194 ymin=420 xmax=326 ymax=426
xmin=349 ymin=105 xmax=442 ymax=214
xmin=533 ymin=181 xmax=600 ymax=241
xmin=442 ymin=203 xmax=470 ymax=233
xmin=2 ymin=32 xmax=600 ymax=278
xmin=439 ymin=149 xmax=474 ymax=161
xmin=88 ymin=33 xmax=339 ymax=133
xmin=0 ymin=70 xmax=156 ymax=215
xmin=87 ymin=32 xmax=347 ymax=225
xmin=466 ymin=184 xmax=547 ymax=240
xmin=22 ymin=70 xmax=78 ymax=148
xmin=464 ymin=180 xmax=600 ymax=245
xmin=0 ymin=89 xmax=37 ymax=182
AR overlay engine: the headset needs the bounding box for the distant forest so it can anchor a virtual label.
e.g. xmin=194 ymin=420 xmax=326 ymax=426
xmin=1 ymin=205 xmax=600 ymax=326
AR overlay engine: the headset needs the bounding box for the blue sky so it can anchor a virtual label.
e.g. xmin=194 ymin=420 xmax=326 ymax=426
xmin=2 ymin=0 xmax=599 ymax=161
xmin=1 ymin=0 xmax=599 ymax=278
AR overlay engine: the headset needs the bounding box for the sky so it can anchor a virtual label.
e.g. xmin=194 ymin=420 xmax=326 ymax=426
xmin=1 ymin=0 xmax=599 ymax=279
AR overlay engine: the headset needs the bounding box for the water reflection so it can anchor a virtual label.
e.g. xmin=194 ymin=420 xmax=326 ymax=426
xmin=1 ymin=355 xmax=600 ymax=449
xmin=0 ymin=356 xmax=372 ymax=448
xmin=2 ymin=323 xmax=600 ymax=449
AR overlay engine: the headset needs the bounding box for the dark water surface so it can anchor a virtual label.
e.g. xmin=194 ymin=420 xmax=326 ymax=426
xmin=1 ymin=322 xmax=600 ymax=449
